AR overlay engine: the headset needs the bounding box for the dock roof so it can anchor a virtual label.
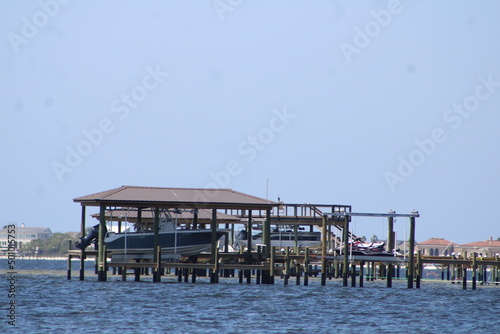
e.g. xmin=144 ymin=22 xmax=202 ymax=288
xmin=74 ymin=185 xmax=277 ymax=210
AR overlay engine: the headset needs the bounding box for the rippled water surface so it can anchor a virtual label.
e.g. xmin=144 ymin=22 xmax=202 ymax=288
xmin=3 ymin=260 xmax=500 ymax=333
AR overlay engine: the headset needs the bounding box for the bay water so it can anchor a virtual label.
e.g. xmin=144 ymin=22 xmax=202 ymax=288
xmin=2 ymin=259 xmax=499 ymax=333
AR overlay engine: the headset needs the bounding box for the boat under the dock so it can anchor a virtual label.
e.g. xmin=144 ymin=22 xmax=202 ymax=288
xmin=104 ymin=229 xmax=227 ymax=256
xmin=76 ymin=219 xmax=227 ymax=256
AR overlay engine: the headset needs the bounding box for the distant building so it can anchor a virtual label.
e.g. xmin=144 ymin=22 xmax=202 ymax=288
xmin=0 ymin=223 xmax=53 ymax=250
xmin=458 ymin=238 xmax=500 ymax=257
xmin=417 ymin=237 xmax=458 ymax=256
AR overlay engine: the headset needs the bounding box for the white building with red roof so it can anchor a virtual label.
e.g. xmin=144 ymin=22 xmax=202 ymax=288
xmin=417 ymin=237 xmax=458 ymax=256
xmin=459 ymin=238 xmax=500 ymax=257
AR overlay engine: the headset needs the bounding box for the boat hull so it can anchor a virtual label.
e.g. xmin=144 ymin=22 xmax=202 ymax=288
xmin=244 ymin=231 xmax=322 ymax=249
xmin=104 ymin=230 xmax=227 ymax=256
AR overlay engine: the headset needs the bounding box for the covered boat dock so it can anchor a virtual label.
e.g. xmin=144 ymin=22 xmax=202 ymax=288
xmin=71 ymin=185 xmax=474 ymax=289
xmin=73 ymin=186 xmax=280 ymax=282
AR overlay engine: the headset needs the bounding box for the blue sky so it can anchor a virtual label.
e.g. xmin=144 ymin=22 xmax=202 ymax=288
xmin=1 ymin=0 xmax=499 ymax=244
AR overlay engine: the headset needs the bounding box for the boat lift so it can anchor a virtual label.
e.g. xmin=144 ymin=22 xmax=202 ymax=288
xmin=320 ymin=211 xmax=420 ymax=288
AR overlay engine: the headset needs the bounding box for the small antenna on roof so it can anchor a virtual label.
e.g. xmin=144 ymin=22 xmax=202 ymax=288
xmin=266 ymin=178 xmax=269 ymax=199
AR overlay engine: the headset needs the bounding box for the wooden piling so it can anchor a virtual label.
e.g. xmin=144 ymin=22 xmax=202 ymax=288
xmin=246 ymin=269 xmax=251 ymax=284
xmin=211 ymin=246 xmax=219 ymax=284
xmin=416 ymin=250 xmax=421 ymax=289
xmin=246 ymin=210 xmax=252 ymax=263
xmin=387 ymin=215 xmax=394 ymax=288
xmin=321 ymin=215 xmax=327 ymax=286
xmin=295 ymin=263 xmax=301 ymax=286
xmin=351 ymin=264 xmax=356 ymax=287
xmin=134 ymin=261 xmax=141 ymax=282
xmin=359 ymin=261 xmax=364 ymax=287
xmin=256 ymin=246 xmax=262 ymax=285
xmin=407 ymin=216 xmax=416 ymax=289
xmin=97 ymin=205 xmax=106 ymax=281
xmin=269 ymin=246 xmax=275 ymax=285
xmin=495 ymin=255 xmax=499 ymax=285
xmin=154 ymin=245 xmax=161 ymax=283
xmin=191 ymin=268 xmax=197 ymax=283
xmin=153 ymin=208 xmax=160 ymax=282
xmin=387 ymin=263 xmax=393 ymax=287
xmin=79 ymin=205 xmax=86 ymax=281
xmin=472 ymin=252 xmax=477 ymax=290
xmin=294 ymin=225 xmax=299 ymax=255
xmin=304 ymin=247 xmax=309 ymax=286
xmin=462 ymin=266 xmax=467 ymax=290
xmin=67 ymin=251 xmax=72 ymax=280
xmin=284 ymin=246 xmax=290 ymax=286
xmin=263 ymin=210 xmax=271 ymax=258
xmin=342 ymin=215 xmax=350 ymax=287
xmin=211 ymin=209 xmax=218 ymax=284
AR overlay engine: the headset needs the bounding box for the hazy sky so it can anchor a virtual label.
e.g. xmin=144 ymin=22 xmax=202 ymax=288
xmin=2 ymin=0 xmax=499 ymax=244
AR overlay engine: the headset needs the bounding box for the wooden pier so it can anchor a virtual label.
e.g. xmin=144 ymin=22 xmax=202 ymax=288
xmin=69 ymin=186 xmax=499 ymax=290
xmin=67 ymin=247 xmax=500 ymax=289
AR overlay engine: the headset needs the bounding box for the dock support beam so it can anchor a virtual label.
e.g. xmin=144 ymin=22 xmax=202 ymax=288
xmin=416 ymin=250 xmax=422 ymax=288
xmin=342 ymin=215 xmax=350 ymax=287
xmin=262 ymin=210 xmax=272 ymax=283
xmin=193 ymin=209 xmax=198 ymax=229
xmin=285 ymin=247 xmax=290 ymax=285
xmin=293 ymin=224 xmax=299 ymax=255
xmin=304 ymin=247 xmax=309 ymax=286
xmin=472 ymin=252 xmax=477 ymax=290
xmin=97 ymin=205 xmax=106 ymax=282
xmin=387 ymin=214 xmax=394 ymax=288
xmin=321 ymin=215 xmax=327 ymax=286
xmin=211 ymin=208 xmax=218 ymax=283
xmin=463 ymin=266 xmax=467 ymax=290
xmin=270 ymin=246 xmax=275 ymax=284
xmin=246 ymin=210 xmax=252 ymax=263
xmin=79 ymin=205 xmax=86 ymax=281
xmin=153 ymin=207 xmax=160 ymax=283
xmin=359 ymin=261 xmax=364 ymax=287
xmin=67 ymin=247 xmax=72 ymax=280
xmin=351 ymin=264 xmax=356 ymax=287
xmin=155 ymin=246 xmax=161 ymax=283
xmin=264 ymin=209 xmax=271 ymax=257
xmin=407 ymin=216 xmax=416 ymax=289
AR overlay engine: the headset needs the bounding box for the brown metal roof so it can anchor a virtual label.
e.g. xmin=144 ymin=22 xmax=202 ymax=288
xmin=74 ymin=185 xmax=277 ymax=210
xmin=90 ymin=208 xmax=241 ymax=222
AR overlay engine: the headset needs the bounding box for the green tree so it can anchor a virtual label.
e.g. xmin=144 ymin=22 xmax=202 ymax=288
xmin=21 ymin=233 xmax=74 ymax=255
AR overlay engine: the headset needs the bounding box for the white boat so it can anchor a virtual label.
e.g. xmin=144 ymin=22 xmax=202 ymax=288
xmin=76 ymin=219 xmax=227 ymax=256
xmin=234 ymin=226 xmax=322 ymax=249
